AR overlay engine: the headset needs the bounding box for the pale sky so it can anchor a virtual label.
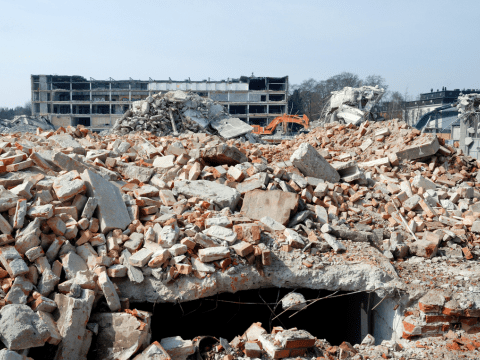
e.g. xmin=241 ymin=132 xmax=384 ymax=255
xmin=1 ymin=0 xmax=479 ymax=107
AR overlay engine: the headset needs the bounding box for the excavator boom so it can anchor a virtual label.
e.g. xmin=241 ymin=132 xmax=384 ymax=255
xmin=251 ymin=114 xmax=309 ymax=135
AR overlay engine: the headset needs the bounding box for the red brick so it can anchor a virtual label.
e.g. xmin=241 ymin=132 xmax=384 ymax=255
xmin=425 ymin=315 xmax=454 ymax=323
xmin=460 ymin=317 xmax=478 ymax=326
xmin=285 ymin=338 xmax=316 ymax=349
xmin=289 ymin=348 xmax=307 ymax=357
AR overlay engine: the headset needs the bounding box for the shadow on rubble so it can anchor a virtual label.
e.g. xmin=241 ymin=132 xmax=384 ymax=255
xmin=133 ymin=287 xmax=367 ymax=346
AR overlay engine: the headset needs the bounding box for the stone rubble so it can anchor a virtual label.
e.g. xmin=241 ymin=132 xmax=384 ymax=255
xmin=111 ymin=90 xmax=255 ymax=141
xmin=322 ymin=86 xmax=386 ymax=125
xmin=0 ymin=115 xmax=55 ymax=134
xmin=0 ymin=117 xmax=479 ymax=358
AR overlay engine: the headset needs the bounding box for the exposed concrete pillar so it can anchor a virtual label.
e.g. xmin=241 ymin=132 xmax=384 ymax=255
xmin=459 ymin=117 xmax=468 ymax=155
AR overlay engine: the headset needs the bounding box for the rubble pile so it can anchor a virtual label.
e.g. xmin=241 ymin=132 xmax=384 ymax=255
xmin=322 ymin=85 xmax=385 ymax=125
xmin=0 ymin=118 xmax=479 ymax=358
xmin=112 ymin=90 xmax=254 ymax=140
xmin=456 ymin=93 xmax=480 ymax=119
xmin=0 ymin=115 xmax=55 ymax=134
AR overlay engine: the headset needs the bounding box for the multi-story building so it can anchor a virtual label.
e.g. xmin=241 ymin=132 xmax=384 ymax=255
xmin=31 ymin=75 xmax=288 ymax=130
xmin=404 ymin=87 xmax=480 ymax=131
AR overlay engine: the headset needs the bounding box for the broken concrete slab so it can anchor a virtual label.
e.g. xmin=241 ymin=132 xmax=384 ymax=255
xmin=202 ymin=144 xmax=248 ymax=166
xmin=290 ymin=143 xmax=340 ymax=182
xmin=241 ymin=190 xmax=298 ymax=226
xmin=91 ymin=310 xmax=151 ymax=360
xmin=160 ymin=336 xmax=194 ymax=360
xmin=0 ymin=304 xmax=50 ymax=350
xmin=395 ymin=134 xmax=440 ymax=161
xmin=81 ymin=169 xmax=131 ymax=233
xmin=54 ymin=289 xmax=95 ymax=360
xmin=198 ymin=247 xmax=230 ymax=262
xmin=174 ymin=180 xmax=240 ymax=211
xmin=210 ymin=117 xmax=253 ymax=139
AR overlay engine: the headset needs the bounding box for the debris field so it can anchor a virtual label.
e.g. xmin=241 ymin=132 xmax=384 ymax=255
xmin=0 ymin=90 xmax=480 ymax=359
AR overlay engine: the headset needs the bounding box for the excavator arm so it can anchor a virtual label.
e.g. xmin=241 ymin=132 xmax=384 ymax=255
xmin=252 ymin=114 xmax=309 ymax=135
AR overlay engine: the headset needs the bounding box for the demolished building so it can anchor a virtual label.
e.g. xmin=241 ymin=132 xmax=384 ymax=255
xmin=0 ymin=111 xmax=479 ymax=359
xmin=31 ymin=75 xmax=288 ymax=131
xmin=322 ymin=86 xmax=385 ymax=126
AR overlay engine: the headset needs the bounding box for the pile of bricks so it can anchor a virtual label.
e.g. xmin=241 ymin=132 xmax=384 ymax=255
xmin=0 ymin=115 xmax=479 ymax=359
xmin=403 ymin=289 xmax=480 ymax=339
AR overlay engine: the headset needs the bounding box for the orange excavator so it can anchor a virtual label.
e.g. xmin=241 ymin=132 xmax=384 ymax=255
xmin=251 ymin=114 xmax=310 ymax=135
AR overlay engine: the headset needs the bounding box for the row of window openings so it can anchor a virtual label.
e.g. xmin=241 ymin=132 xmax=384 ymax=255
xmin=32 ymin=83 xmax=285 ymax=91
xmin=33 ymin=93 xmax=286 ymax=102
xmin=42 ymin=105 xmax=129 ymax=115
xmin=47 ymin=105 xmax=285 ymax=115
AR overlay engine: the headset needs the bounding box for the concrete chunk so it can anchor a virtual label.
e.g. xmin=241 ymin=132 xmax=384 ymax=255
xmin=174 ymin=180 xmax=240 ymax=211
xmin=0 ymin=304 xmax=50 ymax=350
xmin=198 ymin=246 xmax=230 ymax=262
xmin=202 ymin=144 xmax=248 ymax=166
xmin=323 ymin=233 xmax=346 ymax=252
xmin=91 ymin=311 xmax=151 ymax=360
xmin=133 ymin=341 xmax=172 ymax=360
xmin=129 ymin=248 xmax=153 ymax=267
xmin=160 ymin=336 xmax=195 ymax=360
xmin=203 ymin=225 xmax=237 ymax=244
xmin=98 ymin=271 xmax=121 ymax=312
xmin=241 ymin=190 xmax=298 ymax=226
xmin=81 ymin=169 xmax=131 ymax=233
xmin=290 ymin=143 xmax=340 ymax=183
xmin=54 ymin=289 xmax=95 ymax=360
xmin=259 ymin=216 xmax=286 ymax=232
xmin=396 ymin=134 xmax=440 ymax=161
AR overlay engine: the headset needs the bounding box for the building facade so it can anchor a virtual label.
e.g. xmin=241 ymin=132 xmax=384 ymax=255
xmin=31 ymin=75 xmax=288 ymax=130
xmin=404 ymin=88 xmax=480 ymax=131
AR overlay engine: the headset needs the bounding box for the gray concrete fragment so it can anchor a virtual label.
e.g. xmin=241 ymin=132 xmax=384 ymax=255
xmin=122 ymin=249 xmax=144 ymax=284
xmin=81 ymin=197 xmax=98 ymax=219
xmin=91 ymin=311 xmax=151 ymax=360
xmin=54 ymin=289 xmax=95 ymax=360
xmin=322 ymin=233 xmax=346 ymax=252
xmin=174 ymin=180 xmax=240 ymax=211
xmin=98 ymin=271 xmax=121 ymax=311
xmin=259 ymin=216 xmax=286 ymax=232
xmin=81 ymin=170 xmax=131 ymax=233
xmin=290 ymin=143 xmax=340 ymax=183
xmin=210 ymin=117 xmax=253 ymax=139
xmin=160 ymin=336 xmax=195 ymax=360
xmin=198 ymin=247 xmax=230 ymax=262
xmin=203 ymin=226 xmax=237 ymax=244
xmin=0 ymin=304 xmax=50 ymax=350
xmin=281 ymin=292 xmax=307 ymax=311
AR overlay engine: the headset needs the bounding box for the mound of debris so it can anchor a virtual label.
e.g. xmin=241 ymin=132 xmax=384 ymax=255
xmin=322 ymin=85 xmax=385 ymax=125
xmin=112 ymin=90 xmax=254 ymax=140
xmin=0 ymin=115 xmax=55 ymax=134
xmin=0 ymin=119 xmax=479 ymax=359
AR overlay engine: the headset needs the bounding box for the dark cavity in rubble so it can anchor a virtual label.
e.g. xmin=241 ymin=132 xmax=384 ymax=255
xmin=132 ymin=288 xmax=369 ymax=346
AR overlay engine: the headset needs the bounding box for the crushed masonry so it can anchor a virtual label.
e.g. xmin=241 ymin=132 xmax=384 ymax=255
xmin=0 ymin=108 xmax=479 ymax=359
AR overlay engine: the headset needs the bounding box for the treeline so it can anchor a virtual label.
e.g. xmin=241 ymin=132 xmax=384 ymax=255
xmin=0 ymin=102 xmax=32 ymax=120
xmin=287 ymin=72 xmax=407 ymax=121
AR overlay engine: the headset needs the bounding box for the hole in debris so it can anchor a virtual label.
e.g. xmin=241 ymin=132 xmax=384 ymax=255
xmin=132 ymin=288 xmax=368 ymax=346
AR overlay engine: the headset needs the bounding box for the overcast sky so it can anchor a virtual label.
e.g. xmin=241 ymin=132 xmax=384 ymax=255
xmin=1 ymin=0 xmax=479 ymax=107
